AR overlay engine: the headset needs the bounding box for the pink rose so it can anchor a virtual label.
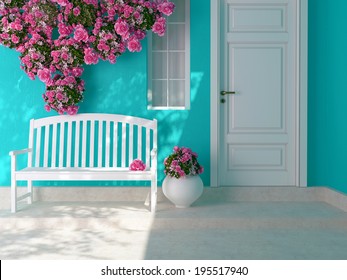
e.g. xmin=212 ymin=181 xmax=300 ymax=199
xmin=74 ymin=25 xmax=89 ymax=42
xmin=44 ymin=105 xmax=51 ymax=112
xmin=89 ymin=36 xmax=96 ymax=43
xmin=158 ymin=1 xmax=175 ymax=16
xmin=31 ymin=52 xmax=40 ymax=60
xmin=37 ymin=68 xmax=51 ymax=83
xmin=84 ymin=48 xmax=99 ymax=65
xmin=123 ymin=5 xmax=134 ymax=18
xmin=61 ymin=52 xmax=69 ymax=61
xmin=181 ymin=153 xmax=191 ymax=163
xmin=27 ymin=72 xmax=35 ymax=80
xmin=56 ymin=0 xmax=69 ymax=6
xmin=1 ymin=33 xmax=9 ymax=39
xmin=56 ymin=92 xmax=64 ymax=101
xmin=58 ymin=23 xmax=72 ymax=37
xmin=114 ymin=18 xmax=130 ymax=39
xmin=11 ymin=34 xmax=19 ymax=44
xmin=108 ymin=54 xmax=116 ymax=64
xmin=135 ymin=30 xmax=146 ymax=40
xmin=72 ymin=67 xmax=84 ymax=77
xmin=67 ymin=105 xmax=79 ymax=115
xmin=152 ymin=17 xmax=166 ymax=37
xmin=129 ymin=159 xmax=146 ymax=171
xmin=73 ymin=7 xmax=81 ymax=16
xmin=127 ymin=36 xmax=142 ymax=52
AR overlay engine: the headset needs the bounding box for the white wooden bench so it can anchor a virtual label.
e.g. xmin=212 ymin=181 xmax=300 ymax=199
xmin=9 ymin=113 xmax=158 ymax=213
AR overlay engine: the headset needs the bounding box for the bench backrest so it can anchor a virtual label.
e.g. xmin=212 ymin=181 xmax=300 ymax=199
xmin=28 ymin=114 xmax=157 ymax=169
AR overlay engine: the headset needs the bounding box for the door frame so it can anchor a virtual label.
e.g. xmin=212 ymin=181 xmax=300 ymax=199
xmin=210 ymin=0 xmax=308 ymax=187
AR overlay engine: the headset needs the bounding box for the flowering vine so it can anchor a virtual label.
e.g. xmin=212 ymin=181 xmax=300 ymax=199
xmin=0 ymin=0 xmax=175 ymax=114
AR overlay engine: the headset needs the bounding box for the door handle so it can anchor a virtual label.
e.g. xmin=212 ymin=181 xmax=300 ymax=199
xmin=221 ymin=91 xmax=236 ymax=96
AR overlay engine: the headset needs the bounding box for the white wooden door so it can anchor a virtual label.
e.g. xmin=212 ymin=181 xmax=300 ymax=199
xmin=220 ymin=0 xmax=297 ymax=186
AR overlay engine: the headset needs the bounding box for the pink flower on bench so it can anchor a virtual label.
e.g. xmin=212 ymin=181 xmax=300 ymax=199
xmin=129 ymin=159 xmax=146 ymax=171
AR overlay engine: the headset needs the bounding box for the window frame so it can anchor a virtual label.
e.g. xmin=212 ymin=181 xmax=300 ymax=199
xmin=147 ymin=0 xmax=190 ymax=110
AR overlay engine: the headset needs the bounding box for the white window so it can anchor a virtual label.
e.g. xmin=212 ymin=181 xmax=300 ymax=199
xmin=148 ymin=0 xmax=190 ymax=110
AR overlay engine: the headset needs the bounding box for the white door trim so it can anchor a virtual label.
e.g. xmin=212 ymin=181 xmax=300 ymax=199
xmin=210 ymin=0 xmax=308 ymax=187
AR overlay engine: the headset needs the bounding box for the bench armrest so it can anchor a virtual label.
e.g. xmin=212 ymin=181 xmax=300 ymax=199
xmin=9 ymin=148 xmax=32 ymax=156
xmin=150 ymin=148 xmax=157 ymax=158
xmin=150 ymin=148 xmax=157 ymax=172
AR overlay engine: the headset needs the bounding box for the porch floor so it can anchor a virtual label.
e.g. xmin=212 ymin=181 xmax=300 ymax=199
xmin=1 ymin=197 xmax=347 ymax=260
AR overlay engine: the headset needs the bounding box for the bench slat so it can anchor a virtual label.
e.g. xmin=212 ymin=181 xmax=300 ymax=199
xmin=113 ymin=123 xmax=118 ymax=167
xmin=82 ymin=120 xmax=87 ymax=167
xmin=98 ymin=121 xmax=103 ymax=168
xmin=66 ymin=121 xmax=72 ymax=167
xmin=75 ymin=121 xmax=80 ymax=167
xmin=35 ymin=127 xmax=41 ymax=167
xmin=44 ymin=125 xmax=49 ymax=167
xmin=138 ymin=126 xmax=142 ymax=161
xmin=105 ymin=121 xmax=110 ymax=167
xmin=121 ymin=122 xmax=126 ymax=168
xmin=51 ymin=123 xmax=57 ymax=167
xmin=146 ymin=128 xmax=150 ymax=168
xmin=59 ymin=123 xmax=65 ymax=167
xmin=129 ymin=124 xmax=133 ymax=164
xmin=28 ymin=119 xmax=34 ymax=168
xmin=90 ymin=121 xmax=95 ymax=167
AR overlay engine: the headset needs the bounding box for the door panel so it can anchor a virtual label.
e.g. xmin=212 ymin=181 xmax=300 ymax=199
xmin=220 ymin=0 xmax=297 ymax=186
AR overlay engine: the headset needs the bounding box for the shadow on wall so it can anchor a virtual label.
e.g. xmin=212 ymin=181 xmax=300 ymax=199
xmin=0 ymin=44 xmax=209 ymax=187
xmin=78 ymin=52 xmax=208 ymax=186
xmin=0 ymin=47 xmax=49 ymax=186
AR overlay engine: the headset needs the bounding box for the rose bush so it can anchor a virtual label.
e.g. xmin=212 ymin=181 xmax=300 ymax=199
xmin=0 ymin=0 xmax=175 ymax=114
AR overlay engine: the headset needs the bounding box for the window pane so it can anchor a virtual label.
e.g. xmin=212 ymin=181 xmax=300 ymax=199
xmin=152 ymin=80 xmax=168 ymax=107
xmin=152 ymin=52 xmax=167 ymax=79
xmin=169 ymin=52 xmax=185 ymax=79
xmin=169 ymin=80 xmax=185 ymax=107
xmin=152 ymin=33 xmax=167 ymax=50
xmin=168 ymin=24 xmax=185 ymax=50
xmin=169 ymin=0 xmax=185 ymax=23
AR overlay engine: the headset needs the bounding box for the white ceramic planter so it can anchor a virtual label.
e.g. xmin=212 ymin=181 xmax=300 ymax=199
xmin=162 ymin=175 xmax=203 ymax=208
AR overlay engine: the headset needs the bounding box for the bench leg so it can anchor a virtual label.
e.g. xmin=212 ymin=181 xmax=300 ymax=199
xmin=151 ymin=176 xmax=157 ymax=212
xmin=11 ymin=178 xmax=17 ymax=213
xmin=27 ymin=180 xmax=33 ymax=204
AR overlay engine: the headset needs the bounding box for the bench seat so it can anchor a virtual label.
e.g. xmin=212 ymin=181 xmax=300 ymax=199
xmin=15 ymin=167 xmax=154 ymax=181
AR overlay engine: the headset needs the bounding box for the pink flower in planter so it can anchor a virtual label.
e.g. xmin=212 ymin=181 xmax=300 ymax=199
xmin=164 ymin=146 xmax=204 ymax=179
xmin=130 ymin=159 xmax=146 ymax=171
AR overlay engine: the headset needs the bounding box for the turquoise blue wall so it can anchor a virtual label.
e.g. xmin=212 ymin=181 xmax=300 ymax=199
xmin=0 ymin=0 xmax=210 ymax=187
xmin=308 ymin=0 xmax=347 ymax=193
xmin=2 ymin=0 xmax=347 ymax=195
